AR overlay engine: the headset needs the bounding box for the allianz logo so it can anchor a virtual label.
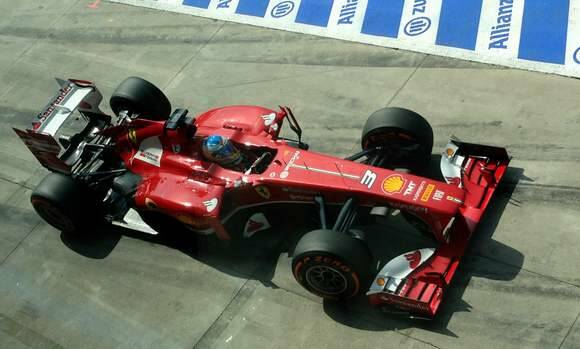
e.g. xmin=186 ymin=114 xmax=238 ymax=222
xmin=489 ymin=0 xmax=514 ymax=49
xmin=404 ymin=0 xmax=431 ymax=37
xmin=338 ymin=0 xmax=359 ymax=25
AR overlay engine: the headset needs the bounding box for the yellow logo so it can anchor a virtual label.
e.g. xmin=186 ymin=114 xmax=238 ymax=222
xmin=382 ymin=175 xmax=406 ymax=194
xmin=421 ymin=184 xmax=435 ymax=202
xmin=128 ymin=128 xmax=138 ymax=146
xmin=255 ymin=185 xmax=271 ymax=199
xmin=176 ymin=214 xmax=197 ymax=226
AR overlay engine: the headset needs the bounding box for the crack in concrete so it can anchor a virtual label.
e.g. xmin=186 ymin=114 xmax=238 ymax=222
xmin=385 ymin=54 xmax=428 ymax=107
xmin=0 ymin=175 xmax=33 ymax=191
xmin=192 ymin=278 xmax=255 ymax=349
xmin=0 ymin=221 xmax=40 ymax=267
xmin=558 ymin=311 xmax=580 ymax=349
xmin=164 ymin=21 xmax=227 ymax=91
xmin=0 ymin=313 xmax=66 ymax=349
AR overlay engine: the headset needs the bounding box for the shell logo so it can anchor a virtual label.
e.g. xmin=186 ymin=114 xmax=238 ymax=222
xmin=382 ymin=175 xmax=406 ymax=194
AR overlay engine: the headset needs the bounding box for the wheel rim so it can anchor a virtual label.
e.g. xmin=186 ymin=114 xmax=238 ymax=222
xmin=32 ymin=199 xmax=76 ymax=232
xmin=305 ymin=265 xmax=348 ymax=295
xmin=364 ymin=129 xmax=419 ymax=150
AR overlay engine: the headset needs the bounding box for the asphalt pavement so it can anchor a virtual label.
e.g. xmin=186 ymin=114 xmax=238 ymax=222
xmin=0 ymin=1 xmax=579 ymax=348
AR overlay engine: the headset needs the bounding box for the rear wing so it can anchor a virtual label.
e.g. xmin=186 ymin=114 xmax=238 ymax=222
xmin=13 ymin=78 xmax=107 ymax=174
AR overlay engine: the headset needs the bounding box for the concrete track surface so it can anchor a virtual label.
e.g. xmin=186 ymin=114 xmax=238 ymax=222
xmin=1 ymin=1 xmax=579 ymax=348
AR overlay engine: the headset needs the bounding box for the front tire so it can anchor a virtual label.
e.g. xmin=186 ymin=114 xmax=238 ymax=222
xmin=31 ymin=173 xmax=102 ymax=234
xmin=361 ymin=107 xmax=433 ymax=171
xmin=292 ymin=229 xmax=372 ymax=300
xmin=110 ymin=76 xmax=171 ymax=120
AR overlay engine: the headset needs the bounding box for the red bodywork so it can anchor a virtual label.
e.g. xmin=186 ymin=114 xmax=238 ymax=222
xmin=107 ymin=106 xmax=465 ymax=241
xmin=108 ymin=105 xmax=509 ymax=317
xmin=15 ymin=79 xmax=510 ymax=318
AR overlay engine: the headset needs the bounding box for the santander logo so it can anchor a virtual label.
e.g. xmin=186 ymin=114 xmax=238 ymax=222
xmin=404 ymin=250 xmax=422 ymax=269
xmin=246 ymin=219 xmax=264 ymax=233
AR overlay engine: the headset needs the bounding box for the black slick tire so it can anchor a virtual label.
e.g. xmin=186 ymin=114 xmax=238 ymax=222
xmin=31 ymin=173 xmax=101 ymax=234
xmin=361 ymin=107 xmax=433 ymax=171
xmin=292 ymin=229 xmax=372 ymax=300
xmin=110 ymin=76 xmax=171 ymax=120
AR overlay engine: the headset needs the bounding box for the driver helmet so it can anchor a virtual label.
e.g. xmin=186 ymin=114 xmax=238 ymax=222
xmin=201 ymin=135 xmax=244 ymax=168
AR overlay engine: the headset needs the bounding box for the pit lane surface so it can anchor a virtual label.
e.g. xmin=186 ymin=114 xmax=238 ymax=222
xmin=1 ymin=1 xmax=580 ymax=348
xmin=111 ymin=0 xmax=580 ymax=79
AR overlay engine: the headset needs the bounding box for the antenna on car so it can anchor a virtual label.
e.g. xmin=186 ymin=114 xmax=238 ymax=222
xmin=279 ymin=106 xmax=305 ymax=149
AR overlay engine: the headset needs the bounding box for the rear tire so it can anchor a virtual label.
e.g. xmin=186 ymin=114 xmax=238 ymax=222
xmin=31 ymin=173 xmax=102 ymax=234
xmin=361 ymin=107 xmax=433 ymax=171
xmin=292 ymin=229 xmax=372 ymax=300
xmin=110 ymin=76 xmax=171 ymax=120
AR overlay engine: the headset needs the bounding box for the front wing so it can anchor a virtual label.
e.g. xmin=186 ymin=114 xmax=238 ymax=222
xmin=366 ymin=139 xmax=510 ymax=318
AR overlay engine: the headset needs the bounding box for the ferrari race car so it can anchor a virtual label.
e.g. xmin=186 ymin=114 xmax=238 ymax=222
xmin=14 ymin=77 xmax=509 ymax=318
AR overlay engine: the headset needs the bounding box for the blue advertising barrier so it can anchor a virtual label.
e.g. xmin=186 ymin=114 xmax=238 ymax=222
xmin=110 ymin=0 xmax=580 ymax=78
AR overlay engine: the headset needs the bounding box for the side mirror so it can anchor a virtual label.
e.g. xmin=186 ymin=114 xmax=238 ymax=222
xmin=279 ymin=106 xmax=305 ymax=148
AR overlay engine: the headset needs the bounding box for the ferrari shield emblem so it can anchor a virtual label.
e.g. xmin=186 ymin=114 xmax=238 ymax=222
xmin=128 ymin=128 xmax=138 ymax=146
xmin=254 ymin=185 xmax=271 ymax=199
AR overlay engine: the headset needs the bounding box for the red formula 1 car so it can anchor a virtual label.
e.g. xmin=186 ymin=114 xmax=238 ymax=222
xmin=14 ymin=77 xmax=509 ymax=318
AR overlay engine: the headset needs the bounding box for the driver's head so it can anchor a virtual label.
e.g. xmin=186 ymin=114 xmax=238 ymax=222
xmin=201 ymin=135 xmax=242 ymax=168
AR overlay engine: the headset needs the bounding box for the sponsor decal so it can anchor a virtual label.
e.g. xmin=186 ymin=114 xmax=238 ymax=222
xmin=404 ymin=250 xmax=421 ymax=269
xmin=269 ymin=172 xmax=277 ymax=178
xmin=36 ymin=84 xmax=72 ymax=124
xmin=271 ymin=1 xmax=295 ymax=18
xmin=282 ymin=187 xmax=319 ymax=195
xmin=127 ymin=128 xmax=138 ymax=146
xmin=420 ymin=184 xmax=435 ymax=202
xmin=382 ymin=175 xmax=406 ymax=195
xmin=403 ymin=181 xmax=417 ymax=196
xmin=574 ymin=47 xmax=580 ymax=64
xmin=176 ymin=214 xmax=198 ymax=226
xmin=254 ymin=185 xmax=271 ymax=199
xmin=432 ymin=189 xmax=444 ymax=201
xmin=413 ymin=181 xmax=426 ymax=201
xmin=446 ymin=196 xmax=464 ymax=204
xmin=404 ymin=16 xmax=431 ymax=36
xmin=289 ymin=194 xmax=314 ymax=201
xmin=261 ymin=112 xmax=276 ymax=126
xmin=338 ymin=0 xmax=359 ymax=25
xmin=390 ymin=202 xmax=428 ymax=213
xmin=133 ymin=137 xmax=163 ymax=167
xmin=464 ymin=158 xmax=473 ymax=169
xmin=445 ymin=147 xmax=456 ymax=158
xmin=360 ymin=169 xmax=377 ymax=189
xmin=245 ymin=220 xmax=263 ymax=235
xmin=203 ymin=198 xmax=218 ymax=212
xmin=281 ymin=150 xmax=300 ymax=179
xmin=380 ymin=295 xmax=429 ymax=312
xmin=300 ymin=256 xmax=353 ymax=273
xmin=217 ymin=0 xmax=232 ymax=8
xmin=489 ymin=0 xmax=514 ymax=49
xmin=403 ymin=0 xmax=432 ymax=37
xmin=243 ymin=213 xmax=271 ymax=237
xmin=13 ymin=129 xmax=70 ymax=172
